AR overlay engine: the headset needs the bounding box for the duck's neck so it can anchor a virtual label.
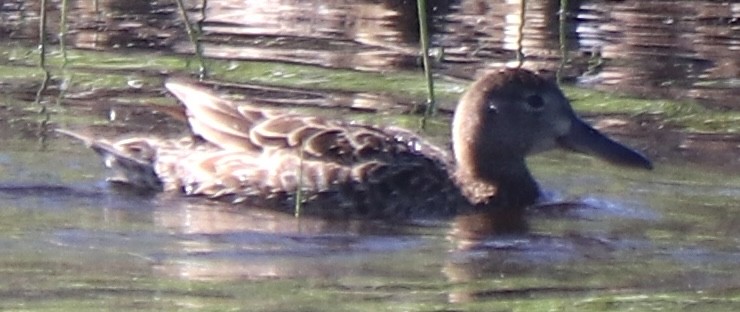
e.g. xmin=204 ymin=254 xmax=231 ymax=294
xmin=454 ymin=158 xmax=540 ymax=209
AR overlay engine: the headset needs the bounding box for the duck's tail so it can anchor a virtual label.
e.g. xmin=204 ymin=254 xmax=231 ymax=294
xmin=56 ymin=129 xmax=163 ymax=191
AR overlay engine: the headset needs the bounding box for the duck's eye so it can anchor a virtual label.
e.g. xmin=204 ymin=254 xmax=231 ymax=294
xmin=525 ymin=95 xmax=545 ymax=111
xmin=488 ymin=101 xmax=499 ymax=114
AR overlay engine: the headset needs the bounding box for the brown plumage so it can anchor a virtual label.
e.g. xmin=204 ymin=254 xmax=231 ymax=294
xmin=59 ymin=68 xmax=652 ymax=219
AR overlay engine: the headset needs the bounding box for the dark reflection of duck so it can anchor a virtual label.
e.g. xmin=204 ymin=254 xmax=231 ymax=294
xmin=59 ymin=68 xmax=651 ymax=221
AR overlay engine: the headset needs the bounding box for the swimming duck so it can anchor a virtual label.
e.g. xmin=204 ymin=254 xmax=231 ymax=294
xmin=59 ymin=68 xmax=652 ymax=219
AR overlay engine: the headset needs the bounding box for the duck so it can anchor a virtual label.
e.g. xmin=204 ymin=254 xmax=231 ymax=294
xmin=58 ymin=68 xmax=652 ymax=219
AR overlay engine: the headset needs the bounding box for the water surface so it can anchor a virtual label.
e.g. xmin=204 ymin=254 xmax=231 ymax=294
xmin=0 ymin=0 xmax=739 ymax=310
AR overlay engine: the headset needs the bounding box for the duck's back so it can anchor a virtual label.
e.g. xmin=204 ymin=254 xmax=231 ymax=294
xmin=159 ymin=118 xmax=461 ymax=218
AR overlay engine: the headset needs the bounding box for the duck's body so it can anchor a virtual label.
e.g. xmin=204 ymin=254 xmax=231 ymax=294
xmin=60 ymin=69 xmax=652 ymax=219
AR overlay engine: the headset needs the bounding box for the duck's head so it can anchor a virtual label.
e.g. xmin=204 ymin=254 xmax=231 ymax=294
xmin=452 ymin=68 xmax=652 ymax=207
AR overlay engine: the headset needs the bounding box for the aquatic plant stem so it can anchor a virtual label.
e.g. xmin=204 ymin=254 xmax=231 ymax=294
xmin=294 ymin=143 xmax=305 ymax=218
xmin=175 ymin=0 xmax=208 ymax=79
xmin=515 ymin=0 xmax=526 ymax=66
xmin=36 ymin=0 xmax=51 ymax=148
xmin=57 ymin=0 xmax=71 ymax=108
xmin=416 ymin=0 xmax=436 ymax=130
xmin=557 ymin=0 xmax=569 ymax=84
xmin=59 ymin=0 xmax=69 ymax=65
xmin=37 ymin=0 xmax=47 ymax=69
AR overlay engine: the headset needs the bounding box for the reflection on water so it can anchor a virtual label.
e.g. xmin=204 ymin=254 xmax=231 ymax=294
xmin=2 ymin=0 xmax=736 ymax=105
xmin=189 ymin=0 xmax=423 ymax=70
xmin=152 ymin=200 xmax=434 ymax=281
xmin=576 ymin=1 xmax=740 ymax=106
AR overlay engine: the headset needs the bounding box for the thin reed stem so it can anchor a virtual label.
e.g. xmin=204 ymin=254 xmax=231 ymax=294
xmin=416 ymin=0 xmax=436 ymax=130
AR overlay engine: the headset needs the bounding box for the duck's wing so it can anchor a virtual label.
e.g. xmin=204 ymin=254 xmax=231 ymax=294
xmin=165 ymin=79 xmax=267 ymax=153
xmin=165 ymin=79 xmax=417 ymax=165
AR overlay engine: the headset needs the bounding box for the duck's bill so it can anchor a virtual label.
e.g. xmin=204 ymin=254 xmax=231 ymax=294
xmin=557 ymin=117 xmax=653 ymax=170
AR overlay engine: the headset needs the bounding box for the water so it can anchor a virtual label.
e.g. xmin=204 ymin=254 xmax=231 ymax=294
xmin=0 ymin=0 xmax=739 ymax=310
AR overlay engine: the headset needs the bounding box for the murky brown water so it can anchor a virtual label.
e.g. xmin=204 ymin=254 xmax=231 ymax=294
xmin=0 ymin=0 xmax=739 ymax=310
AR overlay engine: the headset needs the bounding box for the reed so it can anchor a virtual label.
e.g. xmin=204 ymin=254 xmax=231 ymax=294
xmin=557 ymin=0 xmax=569 ymax=83
xmin=416 ymin=0 xmax=436 ymax=130
xmin=175 ymin=0 xmax=208 ymax=78
xmin=35 ymin=0 xmax=51 ymax=148
xmin=294 ymin=143 xmax=306 ymax=218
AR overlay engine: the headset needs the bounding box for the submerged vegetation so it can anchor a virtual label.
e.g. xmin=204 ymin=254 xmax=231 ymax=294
xmin=3 ymin=43 xmax=738 ymax=134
